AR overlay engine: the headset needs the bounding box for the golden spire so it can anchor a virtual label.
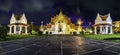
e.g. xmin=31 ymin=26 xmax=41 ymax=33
xmin=59 ymin=9 xmax=63 ymax=16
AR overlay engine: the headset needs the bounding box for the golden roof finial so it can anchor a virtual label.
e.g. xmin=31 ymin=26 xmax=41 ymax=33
xmin=60 ymin=9 xmax=62 ymax=11
xmin=59 ymin=9 xmax=63 ymax=16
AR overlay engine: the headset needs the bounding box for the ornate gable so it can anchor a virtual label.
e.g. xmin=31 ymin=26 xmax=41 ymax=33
xmin=44 ymin=10 xmax=76 ymax=30
xmin=14 ymin=14 xmax=22 ymax=20
xmin=100 ymin=15 xmax=108 ymax=21
xmin=10 ymin=13 xmax=27 ymax=24
xmin=51 ymin=10 xmax=70 ymax=24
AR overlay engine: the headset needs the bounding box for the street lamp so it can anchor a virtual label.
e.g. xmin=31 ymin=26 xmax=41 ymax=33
xmin=77 ymin=19 xmax=82 ymax=33
xmin=41 ymin=21 xmax=43 ymax=25
xmin=77 ymin=19 xmax=82 ymax=26
xmin=40 ymin=21 xmax=44 ymax=31
xmin=31 ymin=22 xmax=34 ymax=30
xmin=89 ymin=22 xmax=91 ymax=28
xmin=78 ymin=21 xmax=82 ymax=25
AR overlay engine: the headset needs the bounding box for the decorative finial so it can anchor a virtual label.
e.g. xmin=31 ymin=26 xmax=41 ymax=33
xmin=59 ymin=9 xmax=63 ymax=15
xmin=60 ymin=9 xmax=62 ymax=11
xmin=60 ymin=9 xmax=62 ymax=13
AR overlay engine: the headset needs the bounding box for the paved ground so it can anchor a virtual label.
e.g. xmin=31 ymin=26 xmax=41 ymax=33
xmin=1 ymin=36 xmax=120 ymax=55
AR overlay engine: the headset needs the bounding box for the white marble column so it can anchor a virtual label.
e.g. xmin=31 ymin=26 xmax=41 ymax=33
xmin=106 ymin=26 xmax=108 ymax=34
xmin=9 ymin=26 xmax=12 ymax=34
xmin=14 ymin=25 xmax=16 ymax=34
xmin=19 ymin=25 xmax=22 ymax=34
xmin=25 ymin=26 xmax=28 ymax=34
xmin=110 ymin=26 xmax=113 ymax=34
xmin=100 ymin=26 xmax=102 ymax=34
xmin=94 ymin=27 xmax=97 ymax=34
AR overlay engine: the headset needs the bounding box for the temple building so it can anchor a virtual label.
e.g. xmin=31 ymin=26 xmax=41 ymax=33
xmin=8 ymin=13 xmax=29 ymax=34
xmin=93 ymin=13 xmax=113 ymax=34
xmin=40 ymin=10 xmax=82 ymax=34
xmin=113 ymin=21 xmax=120 ymax=33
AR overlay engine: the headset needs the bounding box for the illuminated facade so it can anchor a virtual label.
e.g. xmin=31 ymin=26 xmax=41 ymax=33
xmin=40 ymin=10 xmax=82 ymax=34
xmin=8 ymin=13 xmax=29 ymax=34
xmin=113 ymin=21 xmax=120 ymax=33
xmin=93 ymin=13 xmax=113 ymax=34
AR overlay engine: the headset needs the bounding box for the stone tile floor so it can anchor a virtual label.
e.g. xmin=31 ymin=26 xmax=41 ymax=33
xmin=0 ymin=36 xmax=120 ymax=55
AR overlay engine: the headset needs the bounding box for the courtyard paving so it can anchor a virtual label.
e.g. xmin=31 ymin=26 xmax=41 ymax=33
xmin=0 ymin=36 xmax=120 ymax=55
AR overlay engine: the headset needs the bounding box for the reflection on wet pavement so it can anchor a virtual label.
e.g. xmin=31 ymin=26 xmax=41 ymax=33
xmin=0 ymin=36 xmax=120 ymax=55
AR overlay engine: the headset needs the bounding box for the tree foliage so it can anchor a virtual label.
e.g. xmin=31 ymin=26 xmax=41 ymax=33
xmin=0 ymin=27 xmax=7 ymax=40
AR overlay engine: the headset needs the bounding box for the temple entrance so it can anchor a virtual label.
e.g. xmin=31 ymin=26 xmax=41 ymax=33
xmin=16 ymin=26 xmax=20 ymax=34
xmin=11 ymin=26 xmax=14 ymax=33
xmin=108 ymin=27 xmax=110 ymax=33
xmin=97 ymin=27 xmax=100 ymax=34
xmin=57 ymin=22 xmax=64 ymax=34
xmin=58 ymin=22 xmax=62 ymax=32
xmin=22 ymin=27 xmax=25 ymax=33
xmin=53 ymin=22 xmax=66 ymax=34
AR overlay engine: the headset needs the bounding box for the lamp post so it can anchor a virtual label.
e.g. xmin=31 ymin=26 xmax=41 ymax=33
xmin=89 ymin=22 xmax=93 ymax=33
xmin=40 ymin=21 xmax=43 ymax=31
xmin=77 ymin=19 xmax=82 ymax=33
xmin=89 ymin=22 xmax=91 ymax=28
xmin=78 ymin=20 xmax=82 ymax=26
xmin=41 ymin=21 xmax=43 ymax=26
xmin=30 ymin=22 xmax=33 ymax=34
xmin=31 ymin=22 xmax=33 ymax=30
xmin=77 ymin=19 xmax=82 ymax=27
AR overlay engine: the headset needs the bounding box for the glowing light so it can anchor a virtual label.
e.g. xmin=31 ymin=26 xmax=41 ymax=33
xmin=77 ymin=19 xmax=82 ymax=25
xmin=78 ymin=21 xmax=82 ymax=25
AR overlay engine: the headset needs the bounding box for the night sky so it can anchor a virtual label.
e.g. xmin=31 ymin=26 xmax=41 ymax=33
xmin=0 ymin=0 xmax=120 ymax=27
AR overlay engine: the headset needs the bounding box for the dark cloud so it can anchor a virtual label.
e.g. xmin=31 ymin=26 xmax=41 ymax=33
xmin=23 ymin=0 xmax=54 ymax=12
xmin=0 ymin=0 xmax=120 ymax=26
xmin=0 ymin=0 xmax=13 ymax=12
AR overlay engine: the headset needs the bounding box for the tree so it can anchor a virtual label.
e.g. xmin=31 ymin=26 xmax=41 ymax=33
xmin=0 ymin=27 xmax=7 ymax=40
xmin=73 ymin=32 xmax=77 ymax=35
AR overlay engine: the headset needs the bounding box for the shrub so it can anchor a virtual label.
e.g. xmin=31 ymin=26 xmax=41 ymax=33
xmin=38 ymin=31 xmax=43 ymax=36
xmin=0 ymin=27 xmax=7 ymax=40
xmin=31 ymin=30 xmax=38 ymax=35
xmin=73 ymin=32 xmax=76 ymax=35
xmin=80 ymin=30 xmax=84 ymax=36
